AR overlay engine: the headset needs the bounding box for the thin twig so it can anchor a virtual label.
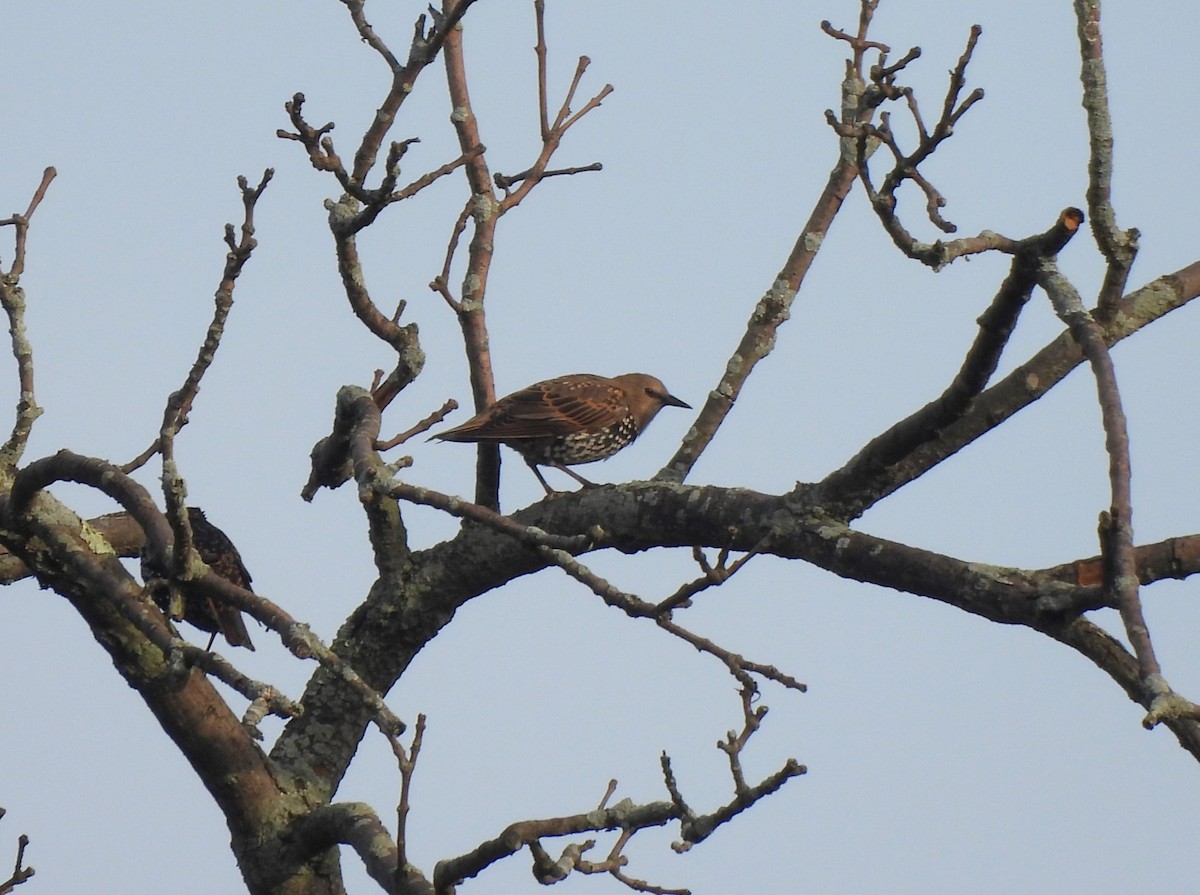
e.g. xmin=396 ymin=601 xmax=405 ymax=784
xmin=0 ymin=809 xmax=34 ymax=895
xmin=374 ymin=399 xmax=459 ymax=450
xmin=440 ymin=5 xmax=502 ymax=507
xmin=389 ymin=713 xmax=426 ymax=876
xmin=389 ymin=480 xmax=596 ymax=552
xmin=534 ymin=0 xmax=551 ymax=140
xmin=655 ymin=543 xmax=764 ymax=613
xmin=494 ymin=161 xmax=602 ymax=191
xmin=347 ymin=0 xmax=482 ymax=184
xmin=815 ymin=208 xmax=1083 ymax=516
xmin=849 ymin=25 xmax=987 ymax=254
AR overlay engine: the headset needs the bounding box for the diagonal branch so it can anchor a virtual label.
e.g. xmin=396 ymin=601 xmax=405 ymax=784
xmin=346 ymin=0 xmax=482 ymax=185
xmin=815 ymin=208 xmax=1083 ymax=516
xmin=656 ymin=154 xmax=859 ymax=484
xmin=1046 ymin=618 xmax=1200 ymax=759
xmin=125 ymin=170 xmax=272 ymax=474
xmin=812 ymin=257 xmax=1200 ymax=520
xmin=0 ymin=488 xmax=281 ymax=838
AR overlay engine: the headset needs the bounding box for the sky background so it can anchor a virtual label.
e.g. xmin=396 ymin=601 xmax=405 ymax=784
xmin=4 ymin=1 xmax=1200 ymax=893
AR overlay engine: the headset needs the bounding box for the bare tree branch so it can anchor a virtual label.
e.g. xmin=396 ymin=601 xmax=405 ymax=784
xmin=388 ymin=713 xmax=427 ymax=879
xmin=816 ymin=208 xmax=1083 ymax=515
xmin=433 ymin=799 xmax=679 ymax=894
xmin=0 ymin=167 xmax=55 ymax=468
xmin=346 ymin=0 xmax=482 ymax=184
xmin=0 ymin=809 xmax=34 ymax=895
xmin=656 ymin=154 xmax=859 ymax=483
xmin=1037 ymin=262 xmax=1161 ymax=695
xmin=9 ymin=2 xmax=1200 ymax=892
xmin=1073 ymin=0 xmax=1138 ymax=308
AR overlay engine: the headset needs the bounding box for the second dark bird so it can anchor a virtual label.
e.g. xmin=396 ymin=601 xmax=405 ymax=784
xmin=433 ymin=372 xmax=691 ymax=494
xmin=140 ymin=506 xmax=256 ymax=651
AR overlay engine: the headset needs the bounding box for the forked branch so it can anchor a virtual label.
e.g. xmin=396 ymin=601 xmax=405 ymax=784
xmin=816 ymin=208 xmax=1083 ymax=516
xmin=828 ymin=22 xmax=991 ymax=265
xmin=433 ymin=799 xmax=678 ymax=895
xmin=0 ymin=809 xmax=33 ymax=895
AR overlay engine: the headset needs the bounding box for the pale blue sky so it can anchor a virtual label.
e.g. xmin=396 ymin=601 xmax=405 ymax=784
xmin=4 ymin=2 xmax=1200 ymax=893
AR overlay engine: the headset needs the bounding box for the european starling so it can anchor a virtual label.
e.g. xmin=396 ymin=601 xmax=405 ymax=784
xmin=140 ymin=507 xmax=256 ymax=651
xmin=433 ymin=372 xmax=691 ymax=493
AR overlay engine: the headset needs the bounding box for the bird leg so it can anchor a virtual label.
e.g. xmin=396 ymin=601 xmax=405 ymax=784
xmin=524 ymin=459 xmax=598 ymax=495
xmin=552 ymin=463 xmax=599 ymax=489
xmin=525 ymin=459 xmax=561 ymax=495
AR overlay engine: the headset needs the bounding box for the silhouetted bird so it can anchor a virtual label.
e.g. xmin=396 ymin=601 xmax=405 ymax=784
xmin=434 ymin=372 xmax=690 ymax=494
xmin=140 ymin=507 xmax=256 ymax=651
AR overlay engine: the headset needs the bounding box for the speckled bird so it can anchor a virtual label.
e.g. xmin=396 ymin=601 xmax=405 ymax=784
xmin=140 ymin=506 xmax=256 ymax=651
xmin=434 ymin=372 xmax=691 ymax=493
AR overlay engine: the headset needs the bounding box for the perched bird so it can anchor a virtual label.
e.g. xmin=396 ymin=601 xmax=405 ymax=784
xmin=433 ymin=372 xmax=691 ymax=494
xmin=140 ymin=506 xmax=256 ymax=651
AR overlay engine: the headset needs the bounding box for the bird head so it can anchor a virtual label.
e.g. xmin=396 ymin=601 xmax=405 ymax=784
xmin=613 ymin=373 xmax=691 ymax=428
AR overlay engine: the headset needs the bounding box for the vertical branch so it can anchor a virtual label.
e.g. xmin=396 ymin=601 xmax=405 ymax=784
xmin=442 ymin=0 xmax=502 ymax=508
xmin=1037 ymin=262 xmax=1158 ymax=685
xmin=534 ymin=0 xmax=551 ymax=140
xmin=434 ymin=1 xmax=613 ymax=508
xmin=1073 ymin=0 xmax=1138 ymax=308
xmin=389 ymin=712 xmax=427 ymax=886
xmin=0 ymin=167 xmax=56 ymax=469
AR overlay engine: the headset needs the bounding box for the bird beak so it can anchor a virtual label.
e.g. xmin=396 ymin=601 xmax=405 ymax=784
xmin=659 ymin=391 xmax=691 ymax=410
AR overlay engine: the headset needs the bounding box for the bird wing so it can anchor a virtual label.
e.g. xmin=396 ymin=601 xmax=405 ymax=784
xmin=438 ymin=376 xmax=624 ymax=441
xmin=188 ymin=508 xmax=256 ymax=650
xmin=190 ymin=508 xmax=253 ymax=589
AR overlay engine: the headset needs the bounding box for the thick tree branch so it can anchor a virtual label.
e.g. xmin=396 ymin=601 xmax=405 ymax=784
xmin=1046 ymin=618 xmax=1200 ymax=759
xmin=0 ymin=490 xmax=283 ymax=849
xmin=813 ymin=257 xmax=1200 ymax=519
xmin=288 ymin=802 xmax=435 ymax=895
xmin=815 ymin=208 xmax=1083 ymax=514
